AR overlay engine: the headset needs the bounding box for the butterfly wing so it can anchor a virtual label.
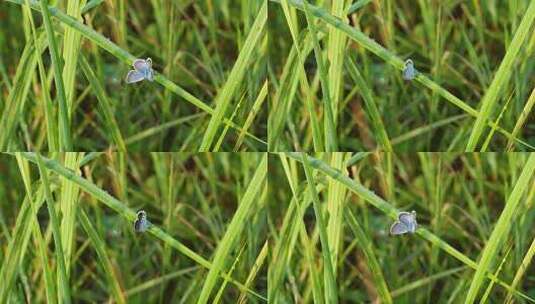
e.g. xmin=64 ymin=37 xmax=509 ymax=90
xmin=146 ymin=69 xmax=154 ymax=81
xmin=403 ymin=62 xmax=415 ymax=80
xmin=133 ymin=59 xmax=150 ymax=71
xmin=126 ymin=70 xmax=145 ymax=83
xmin=398 ymin=211 xmax=417 ymax=232
xmin=134 ymin=218 xmax=148 ymax=232
xmin=390 ymin=221 xmax=410 ymax=235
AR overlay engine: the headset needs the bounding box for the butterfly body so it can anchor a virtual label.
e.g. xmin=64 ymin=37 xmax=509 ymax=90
xmin=390 ymin=210 xmax=417 ymax=235
xmin=402 ymin=59 xmax=416 ymax=80
xmin=126 ymin=58 xmax=154 ymax=83
xmin=134 ymin=210 xmax=149 ymax=232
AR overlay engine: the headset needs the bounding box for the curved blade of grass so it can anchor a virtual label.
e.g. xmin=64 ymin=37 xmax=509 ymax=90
xmin=5 ymin=0 xmax=266 ymax=148
xmin=22 ymin=0 xmax=58 ymax=150
xmin=124 ymin=113 xmax=206 ymax=146
xmin=0 ymin=32 xmax=44 ymax=150
xmin=77 ymin=209 xmax=126 ymax=304
xmin=268 ymin=162 xmax=319 ymax=302
xmin=79 ymin=54 xmax=126 ymax=151
xmin=390 ymin=266 xmax=467 ymax=298
xmin=237 ymin=240 xmax=268 ymax=304
xmin=278 ymin=153 xmax=324 ymax=304
xmin=302 ymin=153 xmax=338 ymax=303
xmin=199 ymin=1 xmax=266 ymax=151
xmin=213 ymin=244 xmax=245 ymax=303
xmin=326 ymin=0 xmax=346 ymax=128
xmin=14 ymin=155 xmax=57 ymax=304
xmin=234 ymin=80 xmax=268 ymax=151
xmin=345 ymin=210 xmax=392 ymax=304
xmin=0 ymin=186 xmax=46 ymax=302
xmin=270 ymin=0 xmax=534 ymax=150
xmin=61 ymin=0 xmax=85 ymax=117
xmin=302 ymin=0 xmax=338 ymax=151
xmin=196 ymin=155 xmax=266 ymax=303
xmin=464 ymin=154 xmax=535 ymax=303
xmin=58 ymin=153 xmax=82 ymax=279
xmin=345 ymin=57 xmax=392 ymax=151
xmin=284 ymin=152 xmax=535 ymax=302
xmin=14 ymin=152 xmax=265 ymax=301
xmin=326 ymin=153 xmax=348 ymax=274
xmin=466 ymin=0 xmax=535 ymax=150
xmin=507 ymin=88 xmax=535 ymax=151
xmin=39 ymin=0 xmax=73 ymax=150
xmin=505 ymin=234 xmax=535 ymax=303
xmin=35 ymin=153 xmax=71 ymax=304
xmin=280 ymin=0 xmax=323 ymax=151
xmin=124 ymin=267 xmax=199 ymax=297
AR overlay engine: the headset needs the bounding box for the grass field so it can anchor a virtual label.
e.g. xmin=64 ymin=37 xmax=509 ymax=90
xmin=0 ymin=152 xmax=267 ymax=303
xmin=268 ymin=0 xmax=535 ymax=152
xmin=1 ymin=0 xmax=535 ymax=303
xmin=269 ymin=152 xmax=535 ymax=303
xmin=0 ymin=0 xmax=267 ymax=151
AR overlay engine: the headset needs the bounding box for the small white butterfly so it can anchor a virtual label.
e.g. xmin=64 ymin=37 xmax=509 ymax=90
xmin=390 ymin=210 xmax=417 ymax=235
xmin=125 ymin=58 xmax=154 ymax=84
xmin=134 ymin=210 xmax=150 ymax=232
xmin=402 ymin=59 xmax=416 ymax=80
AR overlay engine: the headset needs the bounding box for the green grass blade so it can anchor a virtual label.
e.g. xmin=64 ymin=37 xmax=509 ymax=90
xmin=0 ymin=32 xmax=43 ymax=150
xmin=196 ymin=155 xmax=267 ymax=303
xmin=279 ymin=0 xmax=323 ymax=151
xmin=302 ymin=153 xmax=338 ymax=303
xmin=77 ymin=209 xmax=126 ymax=304
xmin=237 ymin=241 xmax=268 ymax=304
xmin=22 ymin=0 xmax=58 ymax=150
xmin=39 ymin=0 xmax=73 ymax=150
xmin=326 ymin=0 xmax=346 ymax=128
xmin=326 ymin=153 xmax=348 ymax=274
xmin=234 ymin=80 xmax=268 ymax=151
xmin=505 ymin=233 xmax=535 ymax=303
xmin=14 ymin=155 xmax=57 ymax=304
xmin=345 ymin=210 xmax=393 ymax=304
xmin=0 ymin=186 xmax=46 ymax=302
xmin=464 ymin=154 xmax=535 ymax=303
xmin=345 ymin=58 xmax=392 ymax=151
xmin=199 ymin=1 xmax=266 ymax=151
xmin=35 ymin=153 xmax=71 ymax=304
xmin=302 ymin=0 xmax=338 ymax=151
xmin=58 ymin=153 xmax=82 ymax=279
xmin=466 ymin=0 xmax=535 ymax=151
xmin=61 ymin=0 xmax=85 ymax=117
xmin=79 ymin=54 xmax=126 ymax=151
xmin=507 ymin=88 xmax=535 ymax=151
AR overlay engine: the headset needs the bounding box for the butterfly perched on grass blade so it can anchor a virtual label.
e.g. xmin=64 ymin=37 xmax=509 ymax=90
xmin=126 ymin=58 xmax=154 ymax=84
xmin=134 ymin=210 xmax=150 ymax=232
xmin=390 ymin=210 xmax=417 ymax=235
xmin=402 ymin=59 xmax=416 ymax=81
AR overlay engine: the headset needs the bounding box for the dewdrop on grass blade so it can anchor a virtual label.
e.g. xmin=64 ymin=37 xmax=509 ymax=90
xmin=390 ymin=210 xmax=417 ymax=235
xmin=134 ymin=210 xmax=150 ymax=232
xmin=402 ymin=59 xmax=416 ymax=80
xmin=126 ymin=58 xmax=154 ymax=84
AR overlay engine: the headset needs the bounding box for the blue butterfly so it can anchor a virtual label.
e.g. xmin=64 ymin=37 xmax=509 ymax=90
xmin=134 ymin=210 xmax=150 ymax=232
xmin=126 ymin=58 xmax=154 ymax=84
xmin=390 ymin=211 xmax=417 ymax=235
xmin=402 ymin=59 xmax=416 ymax=80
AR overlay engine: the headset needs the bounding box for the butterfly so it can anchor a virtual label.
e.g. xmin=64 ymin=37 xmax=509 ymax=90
xmin=125 ymin=58 xmax=154 ymax=84
xmin=402 ymin=59 xmax=416 ymax=80
xmin=390 ymin=210 xmax=417 ymax=235
xmin=134 ymin=210 xmax=150 ymax=232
